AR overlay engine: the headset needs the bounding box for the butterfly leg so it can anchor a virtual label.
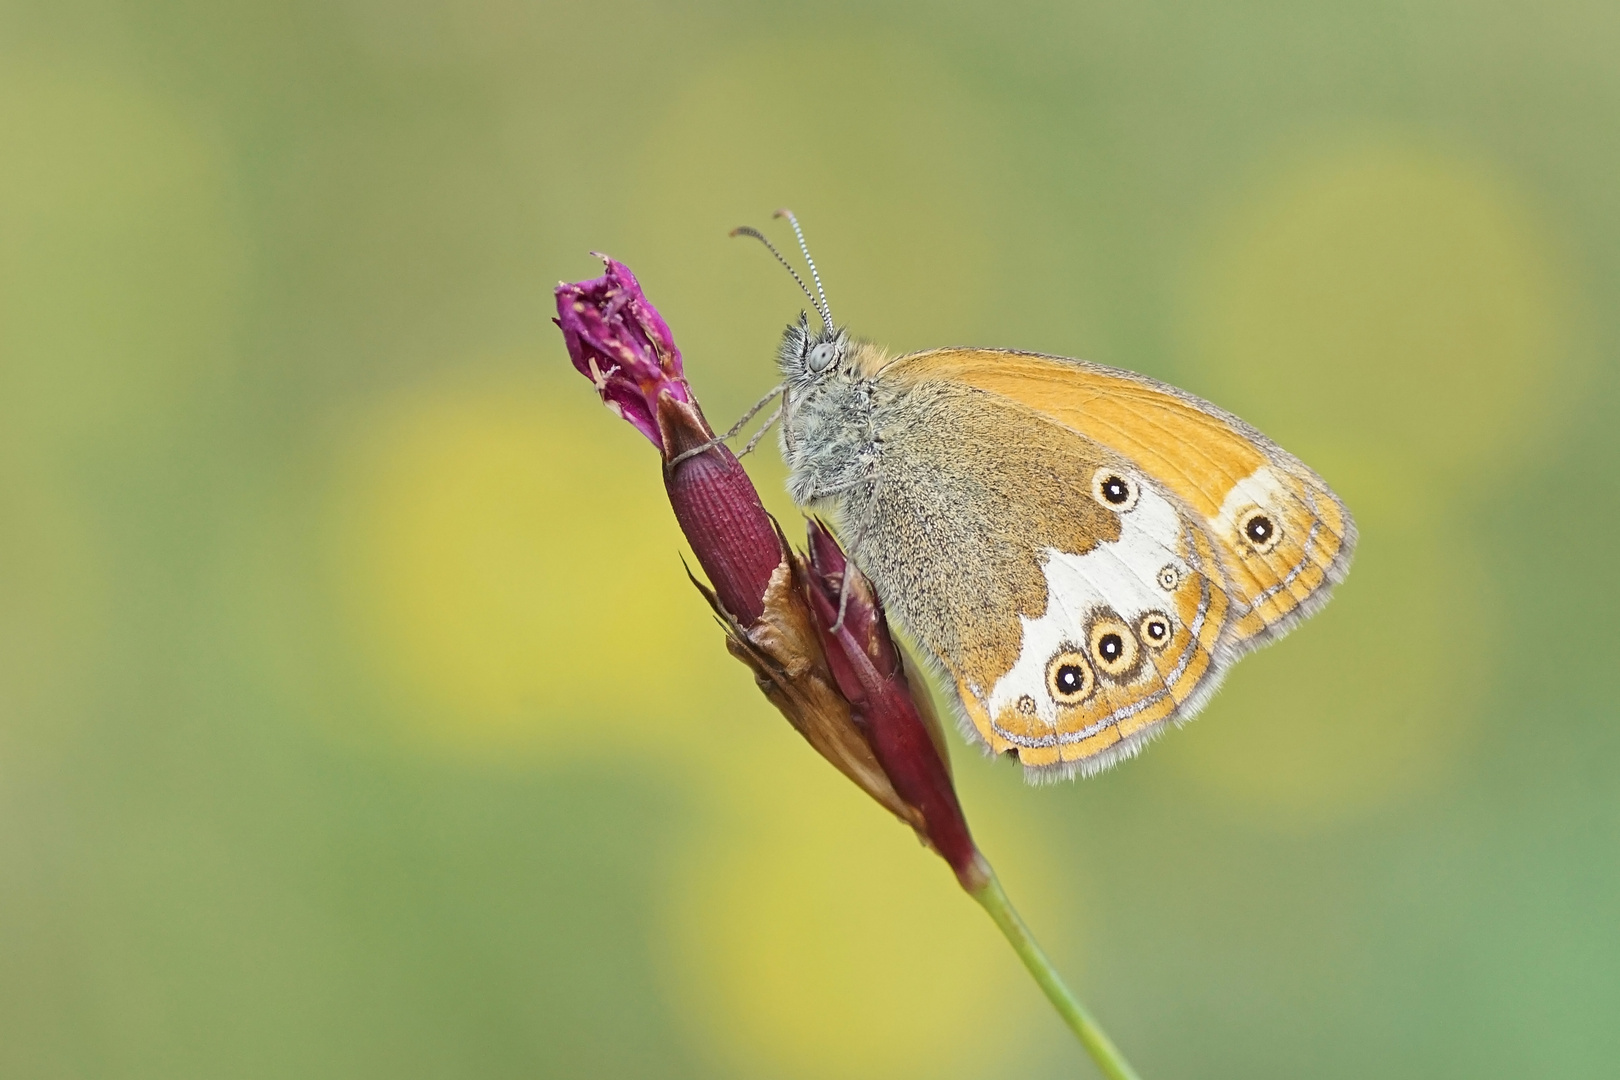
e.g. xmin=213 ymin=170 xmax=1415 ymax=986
xmin=829 ymin=568 xmax=856 ymax=634
xmin=665 ymin=382 xmax=785 ymax=471
xmin=736 ymin=403 xmax=784 ymax=458
xmin=825 ymin=476 xmax=881 ymax=636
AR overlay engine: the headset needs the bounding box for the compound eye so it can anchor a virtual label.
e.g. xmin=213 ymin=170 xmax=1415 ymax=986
xmin=807 ymin=342 xmax=838 ymax=372
xmin=1090 ymin=469 xmax=1140 ymax=512
xmin=1046 ymin=650 xmax=1094 ymax=706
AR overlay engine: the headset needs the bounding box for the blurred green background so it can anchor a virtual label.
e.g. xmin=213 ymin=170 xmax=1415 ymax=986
xmin=1 ymin=1 xmax=1617 ymax=1077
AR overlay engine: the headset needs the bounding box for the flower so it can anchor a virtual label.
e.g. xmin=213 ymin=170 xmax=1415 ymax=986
xmin=555 ymin=255 xmax=982 ymax=886
xmin=554 ymin=255 xmax=688 ymax=448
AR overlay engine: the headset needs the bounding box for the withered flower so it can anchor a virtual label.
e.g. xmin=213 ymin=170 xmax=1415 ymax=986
xmin=555 ymin=254 xmax=686 ymax=448
xmin=555 ymin=254 xmax=1142 ymax=1080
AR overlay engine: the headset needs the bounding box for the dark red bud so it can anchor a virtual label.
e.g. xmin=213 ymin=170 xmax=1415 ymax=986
xmin=657 ymin=395 xmax=781 ymax=626
xmin=805 ymin=518 xmax=900 ymax=677
xmin=800 ymin=535 xmax=980 ymax=886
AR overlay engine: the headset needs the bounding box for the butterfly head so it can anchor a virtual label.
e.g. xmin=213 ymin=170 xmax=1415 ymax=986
xmin=734 ymin=210 xmax=859 ymax=387
xmin=778 ymin=313 xmax=850 ymax=385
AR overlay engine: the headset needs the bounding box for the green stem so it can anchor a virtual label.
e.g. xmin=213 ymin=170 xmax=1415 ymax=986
xmin=967 ymin=860 xmax=1144 ymax=1080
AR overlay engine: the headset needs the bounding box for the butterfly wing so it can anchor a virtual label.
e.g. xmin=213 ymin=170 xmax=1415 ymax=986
xmin=844 ymin=348 xmax=1354 ymax=777
xmin=880 ymin=348 xmax=1357 ymax=649
xmin=840 ymin=377 xmax=1234 ymax=776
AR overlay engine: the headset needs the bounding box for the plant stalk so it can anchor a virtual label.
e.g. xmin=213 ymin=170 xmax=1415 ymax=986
xmin=967 ymin=863 xmax=1143 ymax=1080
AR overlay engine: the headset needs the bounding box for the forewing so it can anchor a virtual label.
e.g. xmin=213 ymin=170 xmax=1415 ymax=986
xmin=880 ymin=348 xmax=1356 ymax=652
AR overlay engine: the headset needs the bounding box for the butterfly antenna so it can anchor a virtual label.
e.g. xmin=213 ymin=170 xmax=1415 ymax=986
xmin=731 ymin=225 xmax=821 ymax=315
xmin=773 ymin=209 xmax=834 ymax=329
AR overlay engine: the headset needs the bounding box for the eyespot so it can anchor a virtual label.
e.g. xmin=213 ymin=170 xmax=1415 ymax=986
xmin=1238 ymin=506 xmax=1282 ymax=553
xmin=1016 ymin=694 xmax=1037 ymax=715
xmin=1138 ymin=611 xmax=1173 ymax=650
xmin=1088 ymin=617 xmax=1140 ymax=680
xmin=1156 ymin=564 xmax=1181 ymax=591
xmin=1045 ymin=650 xmax=1094 ymax=706
xmin=807 ymin=342 xmax=838 ymax=373
xmin=1090 ymin=469 xmax=1140 ymax=512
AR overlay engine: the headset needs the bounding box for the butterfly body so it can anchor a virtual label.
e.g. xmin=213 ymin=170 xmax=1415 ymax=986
xmin=774 ymin=313 xmax=1356 ymax=780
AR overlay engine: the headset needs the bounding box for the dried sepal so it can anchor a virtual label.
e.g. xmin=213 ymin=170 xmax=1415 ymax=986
xmin=688 ymin=557 xmax=923 ymax=832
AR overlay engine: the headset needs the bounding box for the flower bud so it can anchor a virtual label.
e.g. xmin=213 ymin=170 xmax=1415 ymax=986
xmin=555 ymin=255 xmax=688 ymax=448
xmin=801 ymin=520 xmax=983 ymax=889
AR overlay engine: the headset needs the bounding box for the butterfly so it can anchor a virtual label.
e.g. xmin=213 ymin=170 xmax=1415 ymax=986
xmin=733 ymin=212 xmax=1356 ymax=779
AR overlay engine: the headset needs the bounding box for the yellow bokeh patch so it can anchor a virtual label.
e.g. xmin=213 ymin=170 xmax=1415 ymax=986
xmin=1186 ymin=139 xmax=1572 ymax=474
xmin=660 ymin=750 xmax=1072 ymax=1080
xmin=323 ymin=376 xmax=741 ymax=759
